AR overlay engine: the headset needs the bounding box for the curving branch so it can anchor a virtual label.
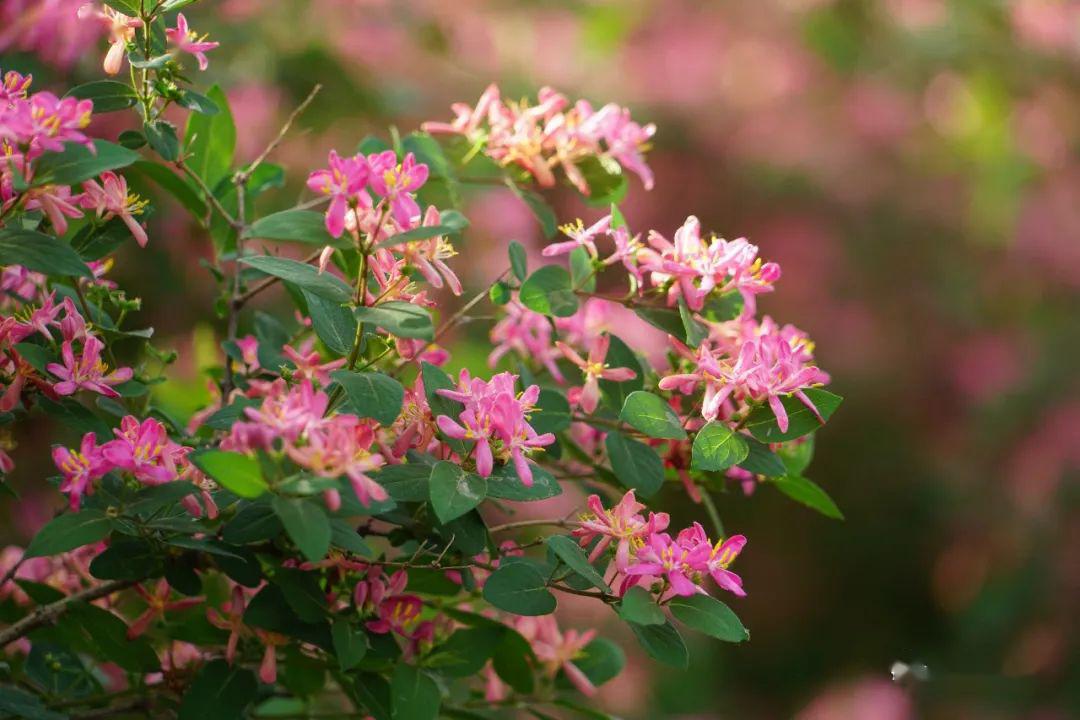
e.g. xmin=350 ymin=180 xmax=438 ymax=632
xmin=0 ymin=579 xmax=134 ymax=648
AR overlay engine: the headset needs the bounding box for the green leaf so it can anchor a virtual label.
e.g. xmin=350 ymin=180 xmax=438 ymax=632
xmin=144 ymin=120 xmax=180 ymax=161
xmin=65 ymin=80 xmax=136 ymax=113
xmin=486 ymin=462 xmax=563 ymax=502
xmin=354 ymin=301 xmax=434 ymax=341
xmin=0 ymin=229 xmax=91 ymax=277
xmin=332 ymin=370 xmax=405 ymax=426
xmin=183 ymin=84 xmax=235 ymax=188
xmin=390 ymin=665 xmax=440 ymax=720
xmin=737 ymin=436 xmax=787 ymax=477
xmin=745 ymin=389 xmax=843 ymax=443
xmin=572 ymin=638 xmax=625 ymax=688
xmin=25 ymin=510 xmax=111 ymax=558
xmin=779 ymin=435 xmax=815 ymax=476
xmin=569 ymin=246 xmax=596 ymax=292
xmin=428 ymin=461 xmax=487 ymax=524
xmin=68 ymin=602 xmax=161 ymax=671
xmin=34 ymin=140 xmax=139 ymax=186
xmin=125 ymin=480 xmax=198 ymax=516
xmin=272 ymin=567 xmax=327 ymax=623
xmin=668 ymin=593 xmax=749 ymax=642
xmin=519 ymin=265 xmax=578 ymax=318
xmin=304 ymin=290 xmax=357 ymax=356
xmin=577 ymin=156 xmax=628 ymax=206
xmin=332 ymin=619 xmax=368 ymax=670
xmin=376 ymin=463 xmax=431 ymax=502
xmin=628 ymin=620 xmax=689 ymax=668
xmin=372 ymin=210 xmax=469 ymax=249
xmin=507 ymin=183 xmax=557 ymax=238
xmin=530 ymin=388 xmax=571 ymax=435
xmin=272 ymin=496 xmax=332 ymax=561
xmin=189 ymin=450 xmax=268 ymax=499
xmin=691 ymin=422 xmax=749 ymax=472
xmin=545 ymin=535 xmax=610 ymax=592
xmin=619 ymin=391 xmax=686 ymax=439
xmin=616 ymin=586 xmax=664 ymax=625
xmin=240 ymin=255 xmax=352 ymax=303
xmin=508 ymin=240 xmax=528 ymax=281
xmin=605 ymin=431 xmax=664 ymax=497
xmin=483 ymin=563 xmax=557 ymax=616
xmin=178 ymin=659 xmax=257 ymax=720
xmin=0 ymin=686 xmax=67 ymax=720
xmin=223 ymin=502 xmax=283 ymax=544
xmin=246 ymin=210 xmax=336 ymax=246
xmin=772 ymin=476 xmax=844 ymax=520
xmin=177 ymin=89 xmax=221 ymax=115
xmin=489 ymin=281 xmax=511 ymax=305
xmin=678 ymin=300 xmax=708 ymax=347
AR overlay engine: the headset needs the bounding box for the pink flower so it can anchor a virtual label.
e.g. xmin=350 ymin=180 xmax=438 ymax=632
xmin=638 ymin=216 xmax=781 ymax=312
xmin=306 ymin=150 xmax=369 ymax=238
xmin=391 ymin=206 xmax=462 ymax=295
xmin=285 ymin=416 xmax=387 ymax=507
xmin=47 ymin=336 xmax=133 ymax=398
xmin=51 ymin=432 xmax=107 ymax=510
xmin=165 ymin=13 xmax=219 ymax=71
xmin=101 ymin=416 xmax=183 ymax=486
xmin=235 ymin=335 xmax=260 ymax=373
xmin=81 ymin=171 xmax=148 ymax=247
xmin=0 ymin=71 xmax=32 ymax=106
xmin=542 ymin=215 xmax=612 ymax=259
xmin=369 ymin=151 xmax=428 ymax=226
xmin=435 ymin=371 xmax=554 ymax=485
xmin=283 ymin=340 xmax=346 ymax=387
xmin=78 ymin=4 xmax=141 ymax=76
xmin=489 ymin=301 xmax=564 ymax=381
xmin=240 ymin=379 xmax=329 ymax=444
xmin=574 ymin=491 xmax=669 ymax=572
xmin=254 ymin=630 xmax=287 ymax=684
xmin=557 ymin=335 xmax=636 ymax=414
xmin=127 ymin=579 xmax=205 ymax=639
xmin=515 ymin=616 xmax=598 ymax=696
xmin=23 ymin=184 xmax=82 ymax=235
xmin=625 ymin=531 xmax=710 ymax=597
xmin=206 ymin=585 xmax=249 ymax=664
xmin=2 ymin=92 xmax=93 ymax=153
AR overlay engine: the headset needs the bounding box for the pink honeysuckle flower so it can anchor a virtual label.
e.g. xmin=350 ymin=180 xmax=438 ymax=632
xmin=78 ymin=4 xmax=142 ymax=76
xmin=282 ymin=340 xmax=346 ymax=387
xmin=127 ymin=580 xmax=205 ymax=639
xmin=3 ymin=92 xmax=93 ymax=153
xmin=51 ymin=432 xmax=107 ymax=510
xmin=392 ymin=206 xmax=462 ymax=295
xmin=17 ymin=291 xmax=63 ymax=338
xmin=235 ymin=334 xmax=260 ymax=373
xmin=435 ymin=370 xmax=554 ymax=485
xmin=165 ymin=13 xmax=219 ymax=71
xmin=542 ymin=215 xmax=612 ymax=259
xmin=285 ymin=416 xmax=388 ymax=507
xmin=593 ymin=104 xmax=657 ymax=191
xmin=80 ymin=171 xmax=149 ymax=247
xmin=706 ymin=534 xmax=747 ymax=597
xmin=421 ymin=83 xmax=501 ymax=138
xmin=368 ymin=151 xmax=428 ymax=226
xmin=625 ymin=531 xmax=710 ymax=597
xmin=0 ymin=71 xmax=32 ymax=105
xmin=489 ymin=301 xmax=564 ymax=381
xmin=658 ymin=337 xmax=747 ymax=422
xmin=637 ymin=216 xmax=781 ymax=312
xmin=556 ymin=335 xmax=636 ymax=414
xmin=23 ymin=185 xmax=82 ymax=235
xmin=206 ymin=585 xmax=249 ymax=664
xmin=574 ymin=490 xmax=669 ymax=572
xmin=101 ymin=416 xmax=181 ymax=486
xmin=58 ymin=297 xmax=88 ymax=342
xmin=241 ymin=379 xmax=328 ymax=444
xmin=306 ymin=150 xmax=369 ymax=238
xmin=515 ymin=616 xmax=598 ymax=697
xmin=738 ymin=332 xmax=831 ymax=433
xmin=47 ymin=336 xmax=133 ymax=398
xmin=366 ymin=594 xmax=435 ymax=658
xmin=254 ymin=629 xmax=287 ymax=684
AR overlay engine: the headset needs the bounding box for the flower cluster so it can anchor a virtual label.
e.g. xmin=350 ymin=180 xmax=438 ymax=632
xmin=423 ymin=84 xmax=656 ymax=194
xmin=575 ymin=490 xmax=747 ymax=599
xmin=435 ymin=370 xmax=555 ymax=485
xmin=51 ymin=415 xmax=209 ymax=511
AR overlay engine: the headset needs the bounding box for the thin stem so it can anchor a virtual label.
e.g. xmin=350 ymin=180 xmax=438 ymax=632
xmin=235 ymin=84 xmax=322 ymax=186
xmin=0 ymin=579 xmax=134 ymax=648
xmin=699 ymin=487 xmax=725 ymax=538
xmin=488 ymin=518 xmax=575 ymax=534
xmin=432 ymin=268 xmax=510 ymax=344
xmin=176 ymin=160 xmax=240 ymax=228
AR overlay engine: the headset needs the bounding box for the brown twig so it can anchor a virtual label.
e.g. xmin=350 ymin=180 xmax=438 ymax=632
xmin=0 ymin=579 xmax=134 ymax=648
xmin=234 ymin=84 xmax=322 ymax=186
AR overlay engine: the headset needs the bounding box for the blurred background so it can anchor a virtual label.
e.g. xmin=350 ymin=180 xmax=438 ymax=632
xmin=2 ymin=0 xmax=1079 ymax=718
